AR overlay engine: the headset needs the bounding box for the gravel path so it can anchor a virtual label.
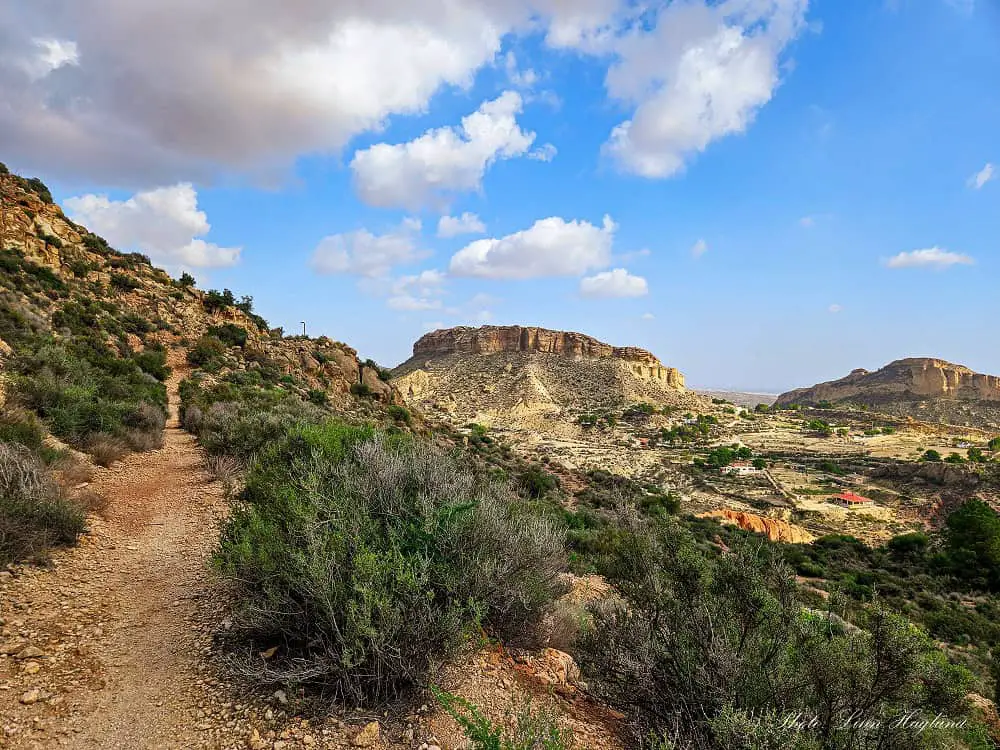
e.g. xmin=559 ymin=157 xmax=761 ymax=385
xmin=0 ymin=360 xmax=234 ymax=749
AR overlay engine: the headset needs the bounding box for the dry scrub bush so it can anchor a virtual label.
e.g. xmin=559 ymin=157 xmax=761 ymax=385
xmin=85 ymin=433 xmax=130 ymax=467
xmin=0 ymin=443 xmax=85 ymax=565
xmin=124 ymin=401 xmax=166 ymax=451
xmin=215 ymin=422 xmax=566 ymax=703
xmin=205 ymin=453 xmax=242 ymax=497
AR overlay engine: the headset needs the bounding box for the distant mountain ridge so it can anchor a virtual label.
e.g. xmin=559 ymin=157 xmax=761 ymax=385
xmin=776 ymin=358 xmax=1000 ymax=427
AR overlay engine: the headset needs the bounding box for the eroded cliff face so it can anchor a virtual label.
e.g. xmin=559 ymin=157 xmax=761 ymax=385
xmin=391 ymin=325 xmax=699 ymax=436
xmin=777 ymin=358 xmax=1000 ymax=406
xmin=409 ymin=326 xmax=684 ymax=388
xmin=700 ymin=510 xmax=816 ymax=544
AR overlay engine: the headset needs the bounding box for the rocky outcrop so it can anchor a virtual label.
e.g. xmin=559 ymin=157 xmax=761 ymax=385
xmin=407 ymin=326 xmax=684 ymax=387
xmin=700 ymin=509 xmax=815 ymax=544
xmin=871 ymin=461 xmax=979 ymax=489
xmin=776 ymin=359 xmax=1000 ymax=427
xmin=776 ymin=358 xmax=1000 ymax=407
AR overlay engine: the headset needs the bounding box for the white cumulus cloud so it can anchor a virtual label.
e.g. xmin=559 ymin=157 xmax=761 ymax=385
xmin=63 ymin=184 xmax=240 ymax=269
xmin=885 ymin=247 xmax=974 ymax=270
xmin=580 ymin=268 xmax=648 ymax=298
xmin=602 ymin=0 xmax=808 ymax=178
xmin=350 ymin=91 xmax=535 ymax=210
xmin=310 ymin=220 xmax=425 ymax=278
xmin=450 ymin=215 xmax=616 ymax=279
xmin=1 ymin=2 xmax=575 ymax=184
xmin=969 ymin=163 xmax=994 ymax=190
xmin=438 ymin=212 xmax=487 ymax=238
xmin=387 ymin=269 xmax=447 ymax=311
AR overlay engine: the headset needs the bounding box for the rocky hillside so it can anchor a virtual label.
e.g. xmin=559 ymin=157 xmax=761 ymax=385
xmin=393 ymin=325 xmax=701 ymax=431
xmin=776 ymin=358 xmax=1000 ymax=428
xmin=0 ymin=166 xmax=399 ymax=415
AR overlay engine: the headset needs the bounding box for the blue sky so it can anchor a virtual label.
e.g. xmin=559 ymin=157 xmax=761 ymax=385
xmin=3 ymin=0 xmax=997 ymax=391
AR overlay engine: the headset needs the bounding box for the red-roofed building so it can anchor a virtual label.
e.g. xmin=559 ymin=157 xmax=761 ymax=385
xmin=830 ymin=492 xmax=874 ymax=508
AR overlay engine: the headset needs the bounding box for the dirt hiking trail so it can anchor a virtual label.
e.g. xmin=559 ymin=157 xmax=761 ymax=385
xmin=0 ymin=356 xmax=233 ymax=748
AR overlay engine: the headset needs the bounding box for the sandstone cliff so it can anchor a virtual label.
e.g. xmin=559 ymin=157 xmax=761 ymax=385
xmin=700 ymin=509 xmax=815 ymax=544
xmin=392 ymin=326 xmax=699 ymax=433
xmin=775 ymin=358 xmax=1000 ymax=427
xmin=406 ymin=326 xmax=685 ymax=388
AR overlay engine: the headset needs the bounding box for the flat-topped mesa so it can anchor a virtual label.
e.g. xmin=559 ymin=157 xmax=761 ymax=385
xmin=776 ymin=357 xmax=1000 ymax=407
xmin=411 ymin=326 xmax=683 ymax=387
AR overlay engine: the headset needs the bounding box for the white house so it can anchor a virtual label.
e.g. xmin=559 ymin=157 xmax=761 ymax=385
xmin=721 ymin=461 xmax=761 ymax=476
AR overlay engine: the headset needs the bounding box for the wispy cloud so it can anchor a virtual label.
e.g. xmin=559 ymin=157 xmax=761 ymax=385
xmin=885 ymin=247 xmax=974 ymax=270
xmin=691 ymin=239 xmax=708 ymax=259
xmin=969 ymin=163 xmax=994 ymax=190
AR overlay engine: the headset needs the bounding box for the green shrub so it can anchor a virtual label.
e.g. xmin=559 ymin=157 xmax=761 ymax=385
xmin=306 ymin=388 xmax=329 ymax=406
xmin=943 ymin=499 xmax=1000 ymax=591
xmin=519 ymin=465 xmax=559 ymax=498
xmin=11 ymin=340 xmax=167 ymax=456
xmin=110 ymin=272 xmax=142 ymax=292
xmin=350 ymin=382 xmax=373 ymax=398
xmin=133 ymin=347 xmax=171 ymax=381
xmin=578 ymin=515 xmax=974 ymax=748
xmin=363 ymin=358 xmax=391 ymax=381
xmin=387 ymin=404 xmax=411 ymax=425
xmin=187 ymin=335 xmax=227 ymax=369
xmin=207 ymin=323 xmax=248 ymax=348
xmin=120 ymin=313 xmax=154 ymax=335
xmin=0 ymin=443 xmax=86 ymax=565
xmin=0 ymin=409 xmax=45 ymax=449
xmin=922 ymin=449 xmax=943 ymax=462
xmin=0 ymin=249 xmax=66 ymax=294
xmin=67 ymin=259 xmax=92 ymax=278
xmin=434 ymin=688 xmax=572 ymax=750
xmin=178 ymin=272 xmax=196 ymax=287
xmin=203 ymin=288 xmax=235 ymax=313
xmin=196 ymin=398 xmax=327 ymax=461
xmin=38 ymin=232 xmax=63 ymax=249
xmin=214 ymin=424 xmax=565 ymax=701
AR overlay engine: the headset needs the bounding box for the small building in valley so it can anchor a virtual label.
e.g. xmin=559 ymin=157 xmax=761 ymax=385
xmin=721 ymin=461 xmax=761 ymax=476
xmin=830 ymin=492 xmax=874 ymax=509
